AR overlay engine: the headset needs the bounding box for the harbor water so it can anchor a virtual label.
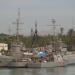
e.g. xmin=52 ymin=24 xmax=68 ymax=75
xmin=0 ymin=65 xmax=75 ymax=75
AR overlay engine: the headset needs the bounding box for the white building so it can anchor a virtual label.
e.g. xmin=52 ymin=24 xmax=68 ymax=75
xmin=0 ymin=43 xmax=8 ymax=51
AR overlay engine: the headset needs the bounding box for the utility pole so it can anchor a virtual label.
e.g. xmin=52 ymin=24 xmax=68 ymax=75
xmin=13 ymin=8 xmax=23 ymax=43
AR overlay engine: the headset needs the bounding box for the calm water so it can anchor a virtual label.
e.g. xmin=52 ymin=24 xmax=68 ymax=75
xmin=0 ymin=65 xmax=75 ymax=75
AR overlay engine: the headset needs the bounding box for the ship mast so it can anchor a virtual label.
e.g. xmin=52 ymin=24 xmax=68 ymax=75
xmin=13 ymin=8 xmax=23 ymax=43
xmin=35 ymin=20 xmax=38 ymax=36
xmin=48 ymin=19 xmax=60 ymax=52
xmin=31 ymin=20 xmax=39 ymax=47
xmin=51 ymin=19 xmax=56 ymax=52
xmin=16 ymin=8 xmax=20 ymax=42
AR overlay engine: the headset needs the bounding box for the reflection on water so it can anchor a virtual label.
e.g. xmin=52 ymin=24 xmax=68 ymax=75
xmin=0 ymin=66 xmax=75 ymax=75
xmin=10 ymin=67 xmax=67 ymax=75
xmin=0 ymin=68 xmax=11 ymax=75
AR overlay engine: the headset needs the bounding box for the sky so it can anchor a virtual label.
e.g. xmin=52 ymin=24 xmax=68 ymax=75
xmin=0 ymin=0 xmax=75 ymax=36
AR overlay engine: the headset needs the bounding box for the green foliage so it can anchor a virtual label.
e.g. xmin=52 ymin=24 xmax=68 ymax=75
xmin=0 ymin=28 xmax=75 ymax=51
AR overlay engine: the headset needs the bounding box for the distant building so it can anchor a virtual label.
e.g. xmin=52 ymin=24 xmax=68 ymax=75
xmin=0 ymin=43 xmax=8 ymax=51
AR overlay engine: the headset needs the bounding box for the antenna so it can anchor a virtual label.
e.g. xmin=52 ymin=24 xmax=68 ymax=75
xmin=13 ymin=8 xmax=24 ymax=43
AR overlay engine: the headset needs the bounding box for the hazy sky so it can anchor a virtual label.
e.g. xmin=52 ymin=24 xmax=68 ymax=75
xmin=0 ymin=0 xmax=75 ymax=36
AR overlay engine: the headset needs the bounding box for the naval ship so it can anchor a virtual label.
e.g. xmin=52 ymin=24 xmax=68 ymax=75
xmin=5 ymin=10 xmax=75 ymax=68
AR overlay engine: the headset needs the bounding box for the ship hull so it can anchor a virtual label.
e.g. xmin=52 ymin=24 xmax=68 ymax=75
xmin=0 ymin=55 xmax=13 ymax=67
xmin=7 ymin=61 xmax=28 ymax=68
xmin=27 ymin=61 xmax=67 ymax=68
xmin=63 ymin=54 xmax=75 ymax=65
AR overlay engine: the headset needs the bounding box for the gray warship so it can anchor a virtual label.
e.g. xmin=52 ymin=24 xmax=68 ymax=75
xmin=5 ymin=10 xmax=75 ymax=68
